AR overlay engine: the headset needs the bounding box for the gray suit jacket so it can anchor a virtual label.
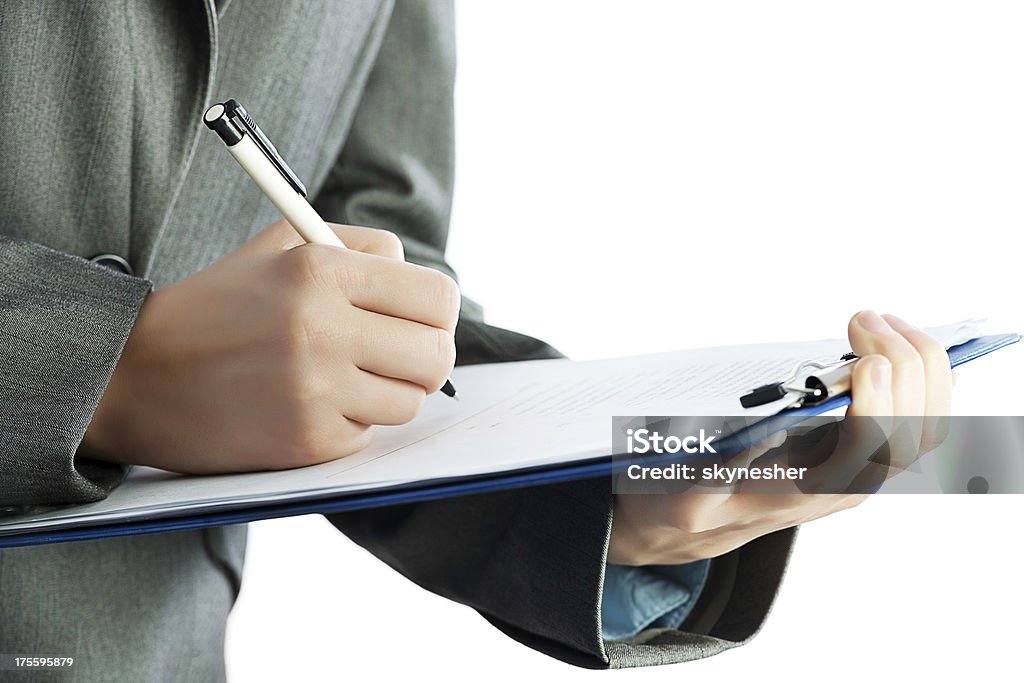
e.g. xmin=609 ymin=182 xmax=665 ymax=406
xmin=0 ymin=0 xmax=795 ymax=670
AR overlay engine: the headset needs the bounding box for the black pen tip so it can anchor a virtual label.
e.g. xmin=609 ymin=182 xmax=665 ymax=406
xmin=440 ymin=379 xmax=458 ymax=399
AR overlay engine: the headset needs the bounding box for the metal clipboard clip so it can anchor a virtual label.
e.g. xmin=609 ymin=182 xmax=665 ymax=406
xmin=740 ymin=352 xmax=859 ymax=409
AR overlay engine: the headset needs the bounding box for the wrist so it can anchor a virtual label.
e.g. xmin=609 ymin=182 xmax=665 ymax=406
xmin=80 ymin=346 xmax=133 ymax=463
xmin=609 ymin=496 xmax=714 ymax=566
xmin=80 ymin=294 xmax=157 ymax=464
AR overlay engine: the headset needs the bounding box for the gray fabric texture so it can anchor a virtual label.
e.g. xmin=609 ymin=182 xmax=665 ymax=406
xmin=0 ymin=0 xmax=795 ymax=678
xmin=0 ymin=526 xmax=246 ymax=683
xmin=0 ymin=236 xmax=150 ymax=506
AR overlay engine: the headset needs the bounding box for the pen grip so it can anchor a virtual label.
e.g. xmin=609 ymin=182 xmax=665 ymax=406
xmin=227 ymin=135 xmax=346 ymax=248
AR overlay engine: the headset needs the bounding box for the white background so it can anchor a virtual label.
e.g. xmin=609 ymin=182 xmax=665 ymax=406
xmin=227 ymin=2 xmax=1024 ymax=680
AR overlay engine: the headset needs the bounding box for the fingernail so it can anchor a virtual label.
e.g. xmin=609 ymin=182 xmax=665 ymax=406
xmin=871 ymin=358 xmax=892 ymax=391
xmin=857 ymin=310 xmax=892 ymax=334
xmin=882 ymin=313 xmax=913 ymax=330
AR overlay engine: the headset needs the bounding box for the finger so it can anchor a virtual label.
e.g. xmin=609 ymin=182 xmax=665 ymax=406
xmin=881 ymin=314 xmax=953 ymax=452
xmin=775 ymin=357 xmax=895 ymax=494
xmin=346 ymin=308 xmax=455 ymax=393
xmin=847 ymin=354 xmax=894 ymax=418
xmin=297 ymin=415 xmax=376 ymax=466
xmin=724 ymin=429 xmax=788 ymax=491
xmin=684 ymin=425 xmax=785 ymax=496
xmin=298 ymin=247 xmax=460 ymax=332
xmin=248 ymin=221 xmax=406 ymax=260
xmin=240 ymin=220 xmax=309 ymax=253
xmin=833 ymin=355 xmax=914 ymax=490
xmin=344 ymin=253 xmax=460 ymax=332
xmin=663 ymin=491 xmax=734 ymax=533
xmin=331 ymin=225 xmax=405 ymax=260
xmin=339 ymin=369 xmax=427 ymax=426
xmin=781 ymin=493 xmax=868 ymax=521
xmin=738 ymin=491 xmax=835 ymax=525
xmin=844 ymin=355 xmax=901 ymax=485
xmin=848 ymin=310 xmax=926 ymax=418
xmin=880 ymin=315 xmax=952 ymax=417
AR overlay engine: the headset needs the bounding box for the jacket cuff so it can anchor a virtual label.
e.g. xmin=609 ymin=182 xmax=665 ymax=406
xmin=468 ymin=484 xmax=797 ymax=668
xmin=0 ymin=235 xmax=152 ymax=506
xmin=603 ymin=526 xmax=798 ymax=667
xmin=327 ymin=475 xmax=616 ymax=668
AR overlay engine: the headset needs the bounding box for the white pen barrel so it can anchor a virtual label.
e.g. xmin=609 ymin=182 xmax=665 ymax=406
xmin=226 ymin=135 xmax=345 ymax=248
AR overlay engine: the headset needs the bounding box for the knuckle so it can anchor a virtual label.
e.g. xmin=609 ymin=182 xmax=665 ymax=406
xmin=279 ymin=297 xmax=339 ymax=353
xmin=286 ymin=359 xmax=332 ymax=405
xmin=337 ymin=259 xmax=367 ymax=295
xmin=280 ymin=244 xmax=333 ymax=290
xmin=289 ymin=243 xmax=332 ymax=272
xmin=398 ymin=388 xmax=426 ymax=423
xmin=283 ymin=247 xmax=368 ymax=302
xmin=374 ymin=230 xmax=405 ymax=259
xmin=852 ymin=354 xmax=887 ymax=384
xmin=274 ymin=408 xmax=330 ymax=468
xmin=282 ymin=245 xmax=371 ymax=299
xmin=434 ymin=327 xmax=456 ymax=368
xmin=425 ymin=328 xmax=456 ymax=389
xmin=879 ymin=337 xmax=923 ymax=368
xmin=305 ymin=421 xmax=375 ymax=463
xmin=912 ymin=331 xmax=944 ymax=355
xmin=383 ymin=387 xmax=426 ymax=425
xmin=298 ymin=309 xmax=341 ymax=347
xmin=333 ymin=425 xmax=375 ymax=458
xmin=276 ymin=301 xmax=319 ymax=362
xmin=913 ymin=335 xmax=948 ymax=368
xmin=428 ymin=271 xmax=461 ymax=329
xmin=270 ymin=220 xmax=305 ymax=249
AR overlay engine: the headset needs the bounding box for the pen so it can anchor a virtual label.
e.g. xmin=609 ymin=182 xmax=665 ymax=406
xmin=203 ymin=99 xmax=458 ymax=400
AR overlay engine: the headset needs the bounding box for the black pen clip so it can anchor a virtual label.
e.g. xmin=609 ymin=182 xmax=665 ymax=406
xmin=217 ymin=99 xmax=308 ymax=197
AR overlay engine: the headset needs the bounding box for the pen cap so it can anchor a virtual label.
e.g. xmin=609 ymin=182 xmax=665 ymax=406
xmin=213 ymin=99 xmax=307 ymax=197
xmin=203 ymin=103 xmax=243 ymax=146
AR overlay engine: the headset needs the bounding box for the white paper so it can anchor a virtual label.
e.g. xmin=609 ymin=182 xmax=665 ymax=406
xmin=0 ymin=320 xmax=985 ymax=535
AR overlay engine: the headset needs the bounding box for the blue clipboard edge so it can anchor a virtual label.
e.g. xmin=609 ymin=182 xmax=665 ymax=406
xmin=1 ymin=333 xmax=1018 ymax=549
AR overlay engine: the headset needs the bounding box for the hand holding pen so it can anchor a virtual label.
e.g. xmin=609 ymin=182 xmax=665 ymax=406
xmin=204 ymin=99 xmax=458 ymax=399
xmin=80 ymin=109 xmax=460 ymax=474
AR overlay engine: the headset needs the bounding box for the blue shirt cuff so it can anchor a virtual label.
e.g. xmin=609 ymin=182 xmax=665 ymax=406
xmin=600 ymin=560 xmax=711 ymax=641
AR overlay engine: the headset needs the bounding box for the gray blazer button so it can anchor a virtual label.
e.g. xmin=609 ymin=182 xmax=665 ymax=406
xmin=89 ymin=253 xmax=135 ymax=276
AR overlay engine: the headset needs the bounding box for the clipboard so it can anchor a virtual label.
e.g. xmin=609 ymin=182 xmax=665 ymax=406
xmin=0 ymin=333 xmax=1018 ymax=549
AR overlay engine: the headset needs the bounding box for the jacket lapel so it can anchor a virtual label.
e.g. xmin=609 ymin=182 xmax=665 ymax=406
xmin=134 ymin=0 xmax=220 ymax=277
xmin=143 ymin=0 xmax=388 ymax=289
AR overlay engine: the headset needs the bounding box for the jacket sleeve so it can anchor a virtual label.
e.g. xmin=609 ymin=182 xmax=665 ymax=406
xmin=0 ymin=235 xmax=152 ymax=507
xmin=314 ymin=0 xmax=797 ymax=667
